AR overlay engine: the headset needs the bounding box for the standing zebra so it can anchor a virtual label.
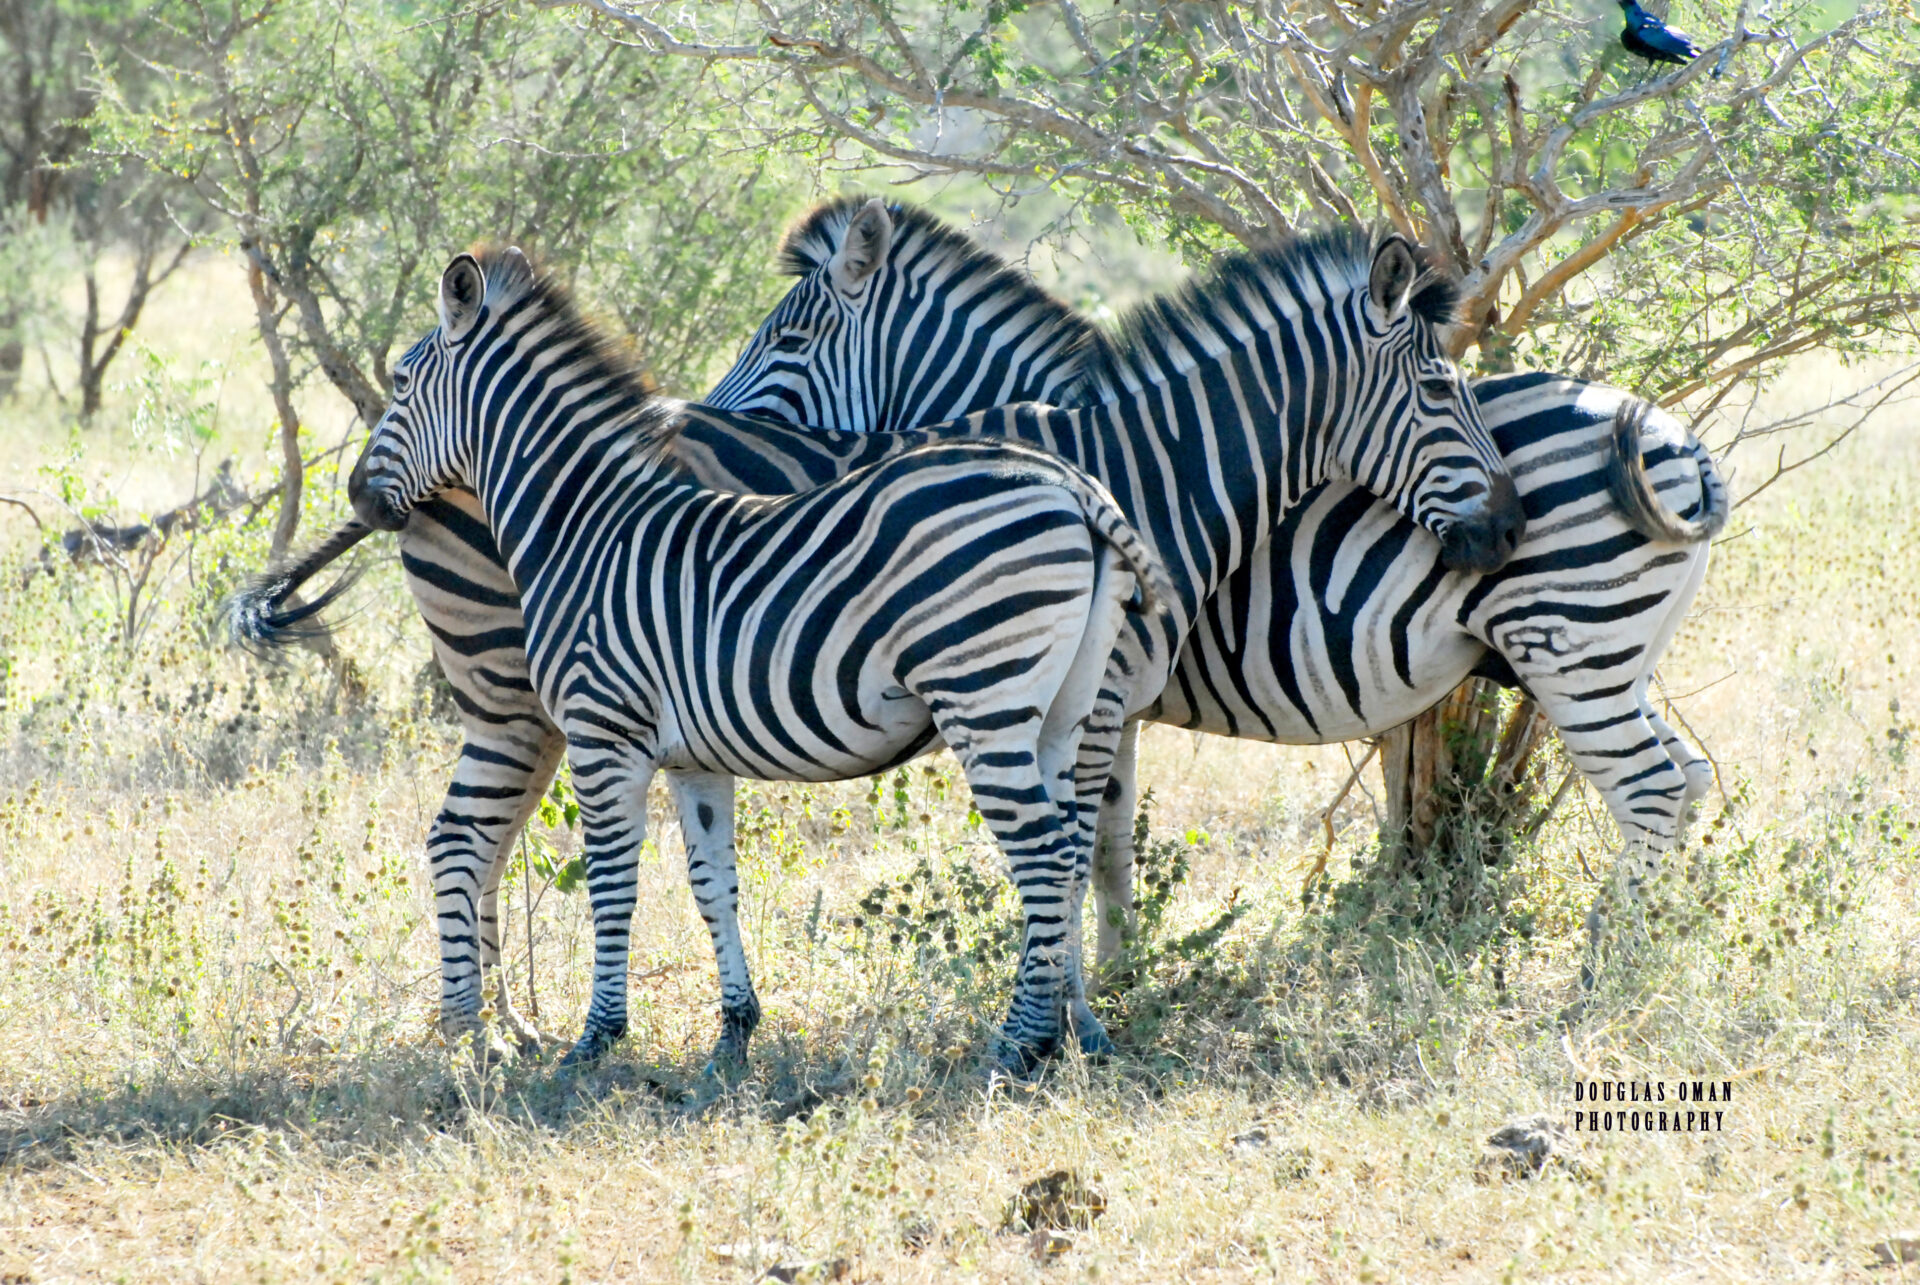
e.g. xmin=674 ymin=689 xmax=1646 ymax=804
xmin=251 ymin=227 xmax=1522 ymax=1070
xmin=702 ymin=200 xmax=1727 ymax=964
xmin=351 ymin=246 xmax=1176 ymax=1071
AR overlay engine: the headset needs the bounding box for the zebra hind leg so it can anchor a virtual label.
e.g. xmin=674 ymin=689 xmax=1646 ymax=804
xmin=475 ymin=731 xmax=567 ymax=1059
xmin=1526 ymin=686 xmax=1690 ymax=993
xmin=1645 ymin=705 xmax=1713 ymax=841
xmin=1033 ymin=548 xmax=1143 ymax=1064
xmin=938 ymin=704 xmax=1083 ymax=1077
xmin=429 ymin=727 xmax=564 ymax=1065
xmin=664 ymin=770 xmax=761 ymax=1078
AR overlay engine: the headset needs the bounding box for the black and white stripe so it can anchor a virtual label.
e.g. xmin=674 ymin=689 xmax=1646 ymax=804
xmin=243 ymin=221 xmax=1522 ymax=1067
xmin=349 ymin=247 xmax=1172 ymax=1071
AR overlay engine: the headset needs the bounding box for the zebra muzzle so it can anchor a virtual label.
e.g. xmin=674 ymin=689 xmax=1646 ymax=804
xmin=1437 ymin=472 xmax=1526 ymax=574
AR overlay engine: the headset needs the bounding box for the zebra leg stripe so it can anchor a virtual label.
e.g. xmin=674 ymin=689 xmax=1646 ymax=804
xmin=934 ymin=703 xmax=1078 ymax=1071
xmin=561 ymin=741 xmax=658 ymax=1067
xmin=429 ymin=727 xmax=564 ymax=1044
xmin=1645 ymin=706 xmax=1713 ymax=827
xmin=664 ymin=770 xmax=761 ymax=1069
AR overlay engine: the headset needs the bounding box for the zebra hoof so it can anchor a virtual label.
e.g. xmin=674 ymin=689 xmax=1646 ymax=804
xmin=702 ymin=1042 xmax=750 ymax=1086
xmin=1076 ymin=1020 xmax=1115 ymax=1061
xmin=993 ymin=1029 xmax=1061 ymax=1080
xmin=559 ymin=1023 xmax=625 ymax=1068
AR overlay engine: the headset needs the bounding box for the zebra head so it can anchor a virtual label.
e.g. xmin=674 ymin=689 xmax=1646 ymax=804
xmin=1332 ymin=235 xmax=1525 ymax=574
xmin=350 ymin=249 xmax=548 ymax=533
xmin=705 ymin=197 xmax=1092 ymax=432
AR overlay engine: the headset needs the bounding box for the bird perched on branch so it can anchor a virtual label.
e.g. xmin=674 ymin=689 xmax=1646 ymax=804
xmin=1618 ymin=0 xmax=1701 ymax=69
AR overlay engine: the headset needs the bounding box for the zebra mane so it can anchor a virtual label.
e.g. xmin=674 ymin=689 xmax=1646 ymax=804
xmin=777 ymin=196 xmax=1098 ymax=368
xmin=1072 ymin=228 xmax=1462 ymax=403
xmin=467 ymin=245 xmax=683 ymax=462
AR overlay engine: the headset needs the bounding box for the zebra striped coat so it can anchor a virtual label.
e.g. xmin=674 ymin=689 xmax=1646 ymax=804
xmin=334 ymin=235 xmax=1528 ymax=1067
xmin=240 ymin=202 xmax=1728 ymax=1060
xmin=704 ymin=200 xmax=1725 ymax=966
xmin=351 ymin=247 xmax=1176 ymax=1070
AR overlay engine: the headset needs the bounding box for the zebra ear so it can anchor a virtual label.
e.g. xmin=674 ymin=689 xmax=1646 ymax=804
xmin=827 ymin=198 xmax=893 ymax=297
xmin=439 ymin=254 xmax=486 ymax=344
xmin=1367 ymin=236 xmax=1418 ymax=320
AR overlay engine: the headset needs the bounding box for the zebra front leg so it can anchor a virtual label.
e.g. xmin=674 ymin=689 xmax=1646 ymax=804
xmin=430 ymin=726 xmax=564 ymax=1060
xmin=558 ymin=744 xmax=657 ymax=1068
xmin=664 ymin=770 xmax=761 ymax=1076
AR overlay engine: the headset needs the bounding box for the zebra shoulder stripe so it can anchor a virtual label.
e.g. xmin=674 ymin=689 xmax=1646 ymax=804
xmin=1604 ymin=399 xmax=1729 ymax=545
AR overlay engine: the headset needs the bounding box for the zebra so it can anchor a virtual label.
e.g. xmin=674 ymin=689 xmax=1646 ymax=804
xmin=350 ymin=245 xmax=1181 ymax=1071
xmin=661 ymin=386 xmax=1727 ymax=988
xmin=247 ymin=225 xmax=1523 ymax=1070
xmin=698 ymin=199 xmax=1728 ymax=965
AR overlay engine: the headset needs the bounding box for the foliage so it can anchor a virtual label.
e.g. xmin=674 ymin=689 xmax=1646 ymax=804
xmin=559 ymin=0 xmax=1920 ymax=402
xmin=0 ymin=0 xmax=197 ymax=412
xmin=91 ymin=0 xmax=805 ymax=406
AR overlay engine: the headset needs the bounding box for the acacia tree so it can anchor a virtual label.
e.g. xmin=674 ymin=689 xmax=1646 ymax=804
xmin=544 ymin=0 xmax=1920 ymax=862
xmin=91 ymin=0 xmax=801 ymax=556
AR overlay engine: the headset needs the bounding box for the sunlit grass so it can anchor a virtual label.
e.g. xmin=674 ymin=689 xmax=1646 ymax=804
xmin=0 ymin=339 xmax=1916 ymax=1280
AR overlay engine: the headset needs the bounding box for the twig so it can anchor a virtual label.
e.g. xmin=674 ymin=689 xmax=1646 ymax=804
xmin=1303 ymin=741 xmax=1378 ymax=893
xmin=0 ymin=495 xmax=46 ymax=534
xmin=520 ymin=834 xmax=540 ymax=1020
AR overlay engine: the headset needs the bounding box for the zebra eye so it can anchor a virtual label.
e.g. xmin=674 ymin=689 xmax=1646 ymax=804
xmin=1419 ymin=377 xmax=1453 ymax=400
xmin=391 ymin=370 xmax=410 ymax=395
xmin=771 ymin=329 xmax=812 ymax=354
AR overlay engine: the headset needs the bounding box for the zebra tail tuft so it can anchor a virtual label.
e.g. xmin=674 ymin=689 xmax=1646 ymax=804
xmin=225 ymin=519 xmax=375 ymax=655
xmin=1604 ymin=399 xmax=1729 ymax=545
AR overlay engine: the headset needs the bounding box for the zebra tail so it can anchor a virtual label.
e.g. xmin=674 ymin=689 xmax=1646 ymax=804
xmin=1059 ymin=466 xmax=1175 ymax=615
xmin=225 ymin=519 xmax=375 ymax=654
xmin=1604 ymin=399 xmax=1729 ymax=545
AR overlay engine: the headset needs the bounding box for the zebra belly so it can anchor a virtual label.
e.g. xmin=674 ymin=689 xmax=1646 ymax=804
xmin=651 ymin=687 xmax=941 ymax=784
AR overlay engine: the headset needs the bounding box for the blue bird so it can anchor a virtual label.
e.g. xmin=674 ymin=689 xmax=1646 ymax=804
xmin=1618 ymin=0 xmax=1701 ymax=68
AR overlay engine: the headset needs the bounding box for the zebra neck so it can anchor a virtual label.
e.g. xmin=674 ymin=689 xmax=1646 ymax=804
xmin=1024 ymin=367 xmax=1342 ymax=626
xmin=472 ymin=383 xmax=679 ymax=593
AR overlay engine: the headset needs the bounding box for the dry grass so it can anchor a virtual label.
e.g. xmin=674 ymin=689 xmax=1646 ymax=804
xmin=0 ymin=325 xmax=1917 ymax=1282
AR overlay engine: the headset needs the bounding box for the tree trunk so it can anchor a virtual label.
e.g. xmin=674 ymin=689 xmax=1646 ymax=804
xmin=1379 ymin=678 xmax=1555 ymax=876
xmin=0 ymin=332 xmax=20 ymax=401
xmin=244 ymin=244 xmax=304 ymax=560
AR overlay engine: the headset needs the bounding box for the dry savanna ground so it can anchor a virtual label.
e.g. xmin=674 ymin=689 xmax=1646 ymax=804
xmin=0 ymin=260 xmax=1916 ymax=1282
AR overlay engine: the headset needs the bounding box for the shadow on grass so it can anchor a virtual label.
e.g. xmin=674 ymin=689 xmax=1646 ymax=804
xmin=5 ymin=804 xmax=1749 ymax=1176
xmin=0 ymin=1032 xmax=886 ymax=1175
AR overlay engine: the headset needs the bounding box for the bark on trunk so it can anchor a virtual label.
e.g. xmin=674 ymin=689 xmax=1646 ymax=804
xmin=244 ymin=244 xmax=304 ymax=560
xmin=1380 ymin=677 xmax=1555 ymax=875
